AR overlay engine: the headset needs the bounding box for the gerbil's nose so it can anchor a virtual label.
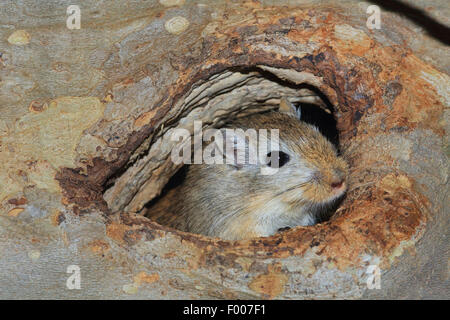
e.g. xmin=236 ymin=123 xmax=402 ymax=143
xmin=331 ymin=179 xmax=345 ymax=190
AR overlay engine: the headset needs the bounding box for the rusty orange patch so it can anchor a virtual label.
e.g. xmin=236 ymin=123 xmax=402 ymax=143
xmin=164 ymin=252 xmax=177 ymax=259
xmin=88 ymin=239 xmax=110 ymax=255
xmin=133 ymin=271 xmax=160 ymax=286
xmin=106 ymin=222 xmax=131 ymax=244
xmin=249 ymin=269 xmax=288 ymax=299
xmin=134 ymin=109 xmax=157 ymax=128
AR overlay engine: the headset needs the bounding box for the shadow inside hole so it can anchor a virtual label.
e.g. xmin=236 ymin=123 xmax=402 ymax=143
xmin=295 ymin=101 xmax=340 ymax=151
xmin=144 ymin=165 xmax=187 ymax=212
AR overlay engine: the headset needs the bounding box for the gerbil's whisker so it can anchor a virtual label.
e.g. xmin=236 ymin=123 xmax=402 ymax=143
xmin=274 ymin=181 xmax=311 ymax=197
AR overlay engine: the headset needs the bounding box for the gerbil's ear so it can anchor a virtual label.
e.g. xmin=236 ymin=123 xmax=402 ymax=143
xmin=279 ymin=97 xmax=301 ymax=119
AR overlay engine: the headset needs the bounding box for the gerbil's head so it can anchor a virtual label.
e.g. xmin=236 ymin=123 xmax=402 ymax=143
xmin=223 ymin=99 xmax=348 ymax=212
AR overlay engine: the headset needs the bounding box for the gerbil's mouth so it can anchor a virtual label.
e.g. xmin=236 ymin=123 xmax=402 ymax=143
xmin=307 ymin=189 xmax=347 ymax=221
xmin=327 ymin=185 xmax=347 ymax=205
xmin=332 ymin=182 xmax=347 ymax=196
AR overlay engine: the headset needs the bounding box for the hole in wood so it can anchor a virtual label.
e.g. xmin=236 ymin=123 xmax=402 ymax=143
xmin=128 ymin=68 xmax=349 ymax=240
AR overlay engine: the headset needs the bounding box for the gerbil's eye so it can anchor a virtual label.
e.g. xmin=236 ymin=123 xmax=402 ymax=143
xmin=267 ymin=151 xmax=290 ymax=168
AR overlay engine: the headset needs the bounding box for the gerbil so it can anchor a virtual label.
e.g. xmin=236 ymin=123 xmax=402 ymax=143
xmin=150 ymin=99 xmax=348 ymax=240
